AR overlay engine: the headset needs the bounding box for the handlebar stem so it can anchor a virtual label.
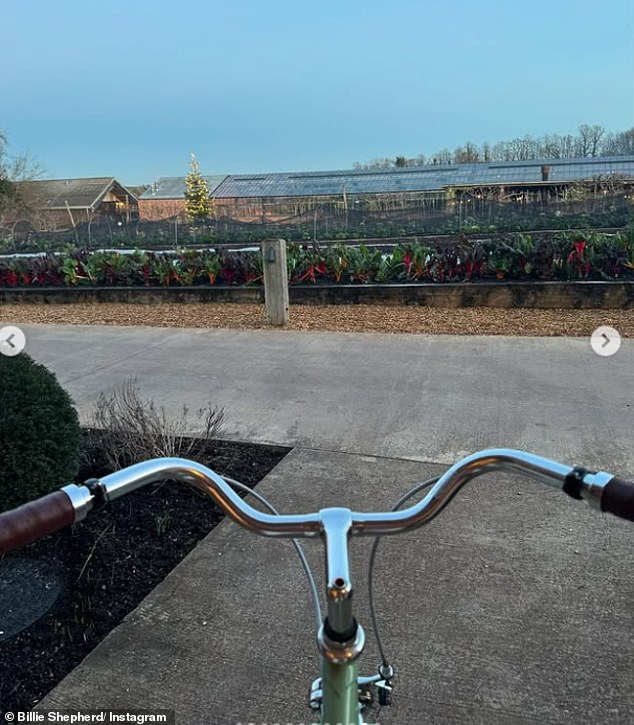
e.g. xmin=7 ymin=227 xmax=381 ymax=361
xmin=320 ymin=507 xmax=354 ymax=635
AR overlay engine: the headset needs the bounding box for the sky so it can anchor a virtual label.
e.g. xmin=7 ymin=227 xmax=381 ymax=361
xmin=2 ymin=0 xmax=633 ymax=185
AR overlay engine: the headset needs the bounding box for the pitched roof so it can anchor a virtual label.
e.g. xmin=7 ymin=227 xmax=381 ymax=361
xmin=211 ymin=155 xmax=634 ymax=198
xmin=126 ymin=184 xmax=151 ymax=198
xmin=16 ymin=177 xmax=138 ymax=209
xmin=139 ymin=176 xmax=228 ymax=200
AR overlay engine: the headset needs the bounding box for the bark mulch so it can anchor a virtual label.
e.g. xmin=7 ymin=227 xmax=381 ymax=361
xmin=1 ymin=302 xmax=632 ymax=337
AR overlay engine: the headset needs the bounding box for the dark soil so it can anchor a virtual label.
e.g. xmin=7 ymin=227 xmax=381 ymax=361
xmin=0 ymin=438 xmax=289 ymax=715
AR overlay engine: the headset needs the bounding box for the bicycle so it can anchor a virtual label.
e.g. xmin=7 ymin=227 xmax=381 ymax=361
xmin=1 ymin=448 xmax=633 ymax=724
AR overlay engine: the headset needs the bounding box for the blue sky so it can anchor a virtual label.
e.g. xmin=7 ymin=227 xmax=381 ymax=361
xmin=2 ymin=0 xmax=633 ymax=184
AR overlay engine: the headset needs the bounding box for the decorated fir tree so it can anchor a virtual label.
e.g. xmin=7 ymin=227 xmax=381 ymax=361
xmin=184 ymin=153 xmax=211 ymax=224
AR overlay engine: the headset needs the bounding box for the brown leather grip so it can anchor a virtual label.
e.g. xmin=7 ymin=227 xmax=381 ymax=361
xmin=0 ymin=490 xmax=75 ymax=555
xmin=601 ymin=477 xmax=634 ymax=522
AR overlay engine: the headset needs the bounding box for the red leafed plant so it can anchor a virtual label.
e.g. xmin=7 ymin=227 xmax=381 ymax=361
xmin=566 ymin=238 xmax=591 ymax=279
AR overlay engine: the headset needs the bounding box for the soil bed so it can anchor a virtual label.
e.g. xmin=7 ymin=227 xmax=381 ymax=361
xmin=0 ymin=437 xmax=288 ymax=715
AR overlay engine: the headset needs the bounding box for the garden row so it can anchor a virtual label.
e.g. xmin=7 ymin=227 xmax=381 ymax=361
xmin=1 ymin=231 xmax=633 ymax=288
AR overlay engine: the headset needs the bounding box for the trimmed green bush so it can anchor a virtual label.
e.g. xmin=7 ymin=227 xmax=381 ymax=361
xmin=0 ymin=352 xmax=80 ymax=511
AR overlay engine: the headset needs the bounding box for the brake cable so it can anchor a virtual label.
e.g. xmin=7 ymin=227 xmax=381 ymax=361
xmin=221 ymin=472 xmax=440 ymax=657
xmin=221 ymin=475 xmax=322 ymax=629
xmin=368 ymin=476 xmax=439 ymax=667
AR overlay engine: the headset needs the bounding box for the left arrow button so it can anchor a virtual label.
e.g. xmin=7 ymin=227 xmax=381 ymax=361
xmin=0 ymin=326 xmax=26 ymax=357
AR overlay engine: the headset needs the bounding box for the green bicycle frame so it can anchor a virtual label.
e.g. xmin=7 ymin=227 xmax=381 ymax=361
xmin=319 ymin=659 xmax=361 ymax=725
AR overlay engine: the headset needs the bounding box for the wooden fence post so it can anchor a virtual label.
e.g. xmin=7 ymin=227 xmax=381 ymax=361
xmin=262 ymin=239 xmax=289 ymax=326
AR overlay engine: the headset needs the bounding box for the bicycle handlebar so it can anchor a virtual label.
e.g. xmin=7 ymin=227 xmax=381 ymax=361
xmin=0 ymin=490 xmax=76 ymax=553
xmin=0 ymin=449 xmax=632 ymax=558
xmin=601 ymin=476 xmax=634 ymax=522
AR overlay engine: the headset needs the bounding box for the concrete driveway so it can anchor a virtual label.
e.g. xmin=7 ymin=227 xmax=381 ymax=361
xmin=18 ymin=323 xmax=634 ymax=476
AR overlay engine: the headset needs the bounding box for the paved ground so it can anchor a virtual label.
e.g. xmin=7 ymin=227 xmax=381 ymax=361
xmin=10 ymin=323 xmax=634 ymax=723
xmin=18 ymin=323 xmax=634 ymax=474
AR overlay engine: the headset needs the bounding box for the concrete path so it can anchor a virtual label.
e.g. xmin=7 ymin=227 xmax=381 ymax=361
xmin=7 ymin=323 xmax=633 ymax=723
xmin=19 ymin=323 xmax=634 ymax=475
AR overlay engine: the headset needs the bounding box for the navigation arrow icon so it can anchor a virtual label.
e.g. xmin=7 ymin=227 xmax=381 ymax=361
xmin=0 ymin=326 xmax=26 ymax=357
xmin=591 ymin=326 xmax=621 ymax=357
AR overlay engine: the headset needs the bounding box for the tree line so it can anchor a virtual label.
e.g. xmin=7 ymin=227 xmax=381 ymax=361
xmin=354 ymin=124 xmax=634 ymax=170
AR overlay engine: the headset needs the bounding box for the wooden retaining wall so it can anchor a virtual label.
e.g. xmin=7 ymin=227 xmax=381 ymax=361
xmin=0 ymin=281 xmax=633 ymax=309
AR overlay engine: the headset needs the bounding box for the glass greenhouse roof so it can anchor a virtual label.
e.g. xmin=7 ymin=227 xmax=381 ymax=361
xmin=139 ymin=176 xmax=227 ymax=200
xmin=213 ymin=156 xmax=634 ymax=198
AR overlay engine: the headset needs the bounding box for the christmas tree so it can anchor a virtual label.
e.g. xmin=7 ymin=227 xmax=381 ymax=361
xmin=184 ymin=153 xmax=211 ymax=224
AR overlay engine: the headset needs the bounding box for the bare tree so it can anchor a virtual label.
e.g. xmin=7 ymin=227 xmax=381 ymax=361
xmin=453 ymin=141 xmax=480 ymax=163
xmin=616 ymin=128 xmax=634 ymax=154
xmin=0 ymin=130 xmax=44 ymax=220
xmin=430 ymin=148 xmax=452 ymax=164
xmin=601 ymin=127 xmax=634 ymax=156
xmin=356 ymin=123 xmax=631 ymax=169
xmin=9 ymin=151 xmax=44 ymax=181
xmin=576 ymin=124 xmax=606 ymax=157
xmin=539 ymin=133 xmax=576 ymax=159
xmin=540 ymin=134 xmax=562 ymax=159
xmin=352 ymin=157 xmax=394 ymax=170
xmin=0 ymin=130 xmax=8 ymax=176
xmin=487 ymin=141 xmax=505 ymax=161
xmin=0 ymin=130 xmax=43 ymax=181
xmin=0 ymin=132 xmax=17 ymax=215
xmin=510 ymin=135 xmax=540 ymax=160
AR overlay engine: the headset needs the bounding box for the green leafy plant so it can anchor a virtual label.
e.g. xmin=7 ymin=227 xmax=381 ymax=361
xmin=376 ymin=246 xmax=406 ymax=282
xmin=200 ymin=251 xmax=222 ymax=284
xmin=325 ymin=245 xmax=349 ymax=283
xmin=61 ymin=255 xmax=82 ymax=285
xmin=287 ymin=244 xmax=328 ymax=284
xmin=0 ymin=232 xmax=633 ymax=289
xmin=155 ymin=511 xmax=172 ymax=536
xmin=0 ymin=352 xmax=81 ymax=510
xmin=325 ymin=244 xmax=383 ymax=283
xmin=404 ymin=243 xmax=434 ymax=280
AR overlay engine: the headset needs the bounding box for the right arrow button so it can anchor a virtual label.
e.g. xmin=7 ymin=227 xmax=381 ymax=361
xmin=591 ymin=326 xmax=622 ymax=357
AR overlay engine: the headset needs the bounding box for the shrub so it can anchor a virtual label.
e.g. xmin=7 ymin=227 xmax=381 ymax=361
xmin=84 ymin=378 xmax=225 ymax=471
xmin=0 ymin=352 xmax=81 ymax=510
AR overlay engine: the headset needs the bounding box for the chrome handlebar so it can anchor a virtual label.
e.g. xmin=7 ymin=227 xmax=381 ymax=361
xmin=69 ymin=448 xmax=614 ymax=642
xmin=86 ymin=448 xmax=613 ymax=535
